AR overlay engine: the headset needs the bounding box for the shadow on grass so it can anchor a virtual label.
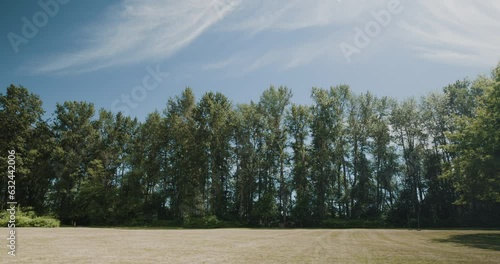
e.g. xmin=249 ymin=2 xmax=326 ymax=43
xmin=433 ymin=233 xmax=500 ymax=251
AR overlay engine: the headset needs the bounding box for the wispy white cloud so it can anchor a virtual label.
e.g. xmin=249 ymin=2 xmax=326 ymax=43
xmin=207 ymin=0 xmax=500 ymax=71
xmin=400 ymin=0 xmax=500 ymax=66
xmin=202 ymin=55 xmax=240 ymax=71
xmin=34 ymin=0 xmax=500 ymax=75
xmin=221 ymin=0 xmax=387 ymax=33
xmin=245 ymin=35 xmax=338 ymax=72
xmin=205 ymin=0 xmax=389 ymax=72
xmin=33 ymin=0 xmax=242 ymax=74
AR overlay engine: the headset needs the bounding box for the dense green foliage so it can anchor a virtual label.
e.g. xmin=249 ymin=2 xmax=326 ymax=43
xmin=1 ymin=63 xmax=499 ymax=228
xmin=0 ymin=207 xmax=60 ymax=227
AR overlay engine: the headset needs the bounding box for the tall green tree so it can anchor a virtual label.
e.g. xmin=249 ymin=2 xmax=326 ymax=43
xmin=390 ymin=98 xmax=427 ymax=228
xmin=347 ymin=92 xmax=376 ymax=218
xmin=195 ymin=92 xmax=234 ymax=218
xmin=369 ymin=96 xmax=397 ymax=216
xmin=0 ymin=85 xmax=45 ymax=209
xmin=255 ymin=86 xmax=292 ymax=225
xmin=310 ymin=87 xmax=336 ymax=220
xmin=51 ymin=101 xmax=97 ymax=225
xmin=287 ymin=104 xmax=312 ymax=226
xmin=163 ymin=88 xmax=203 ymax=219
xmin=446 ymin=65 xmax=500 ymax=206
xmin=233 ymin=102 xmax=262 ymax=222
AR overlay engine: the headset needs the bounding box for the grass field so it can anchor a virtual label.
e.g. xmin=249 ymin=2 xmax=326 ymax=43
xmin=1 ymin=228 xmax=499 ymax=263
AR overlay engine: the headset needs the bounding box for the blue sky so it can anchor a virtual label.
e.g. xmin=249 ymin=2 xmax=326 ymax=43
xmin=1 ymin=0 xmax=499 ymax=121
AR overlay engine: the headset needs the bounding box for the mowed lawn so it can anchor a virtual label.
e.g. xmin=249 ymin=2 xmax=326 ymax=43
xmin=1 ymin=228 xmax=499 ymax=263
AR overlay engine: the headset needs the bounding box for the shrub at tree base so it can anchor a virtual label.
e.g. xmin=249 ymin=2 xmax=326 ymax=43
xmin=0 ymin=207 xmax=60 ymax=227
xmin=182 ymin=216 xmax=219 ymax=228
xmin=321 ymin=218 xmax=388 ymax=228
xmin=182 ymin=216 xmax=244 ymax=228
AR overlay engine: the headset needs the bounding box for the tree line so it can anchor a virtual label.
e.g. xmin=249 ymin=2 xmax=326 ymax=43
xmin=1 ymin=64 xmax=499 ymax=227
